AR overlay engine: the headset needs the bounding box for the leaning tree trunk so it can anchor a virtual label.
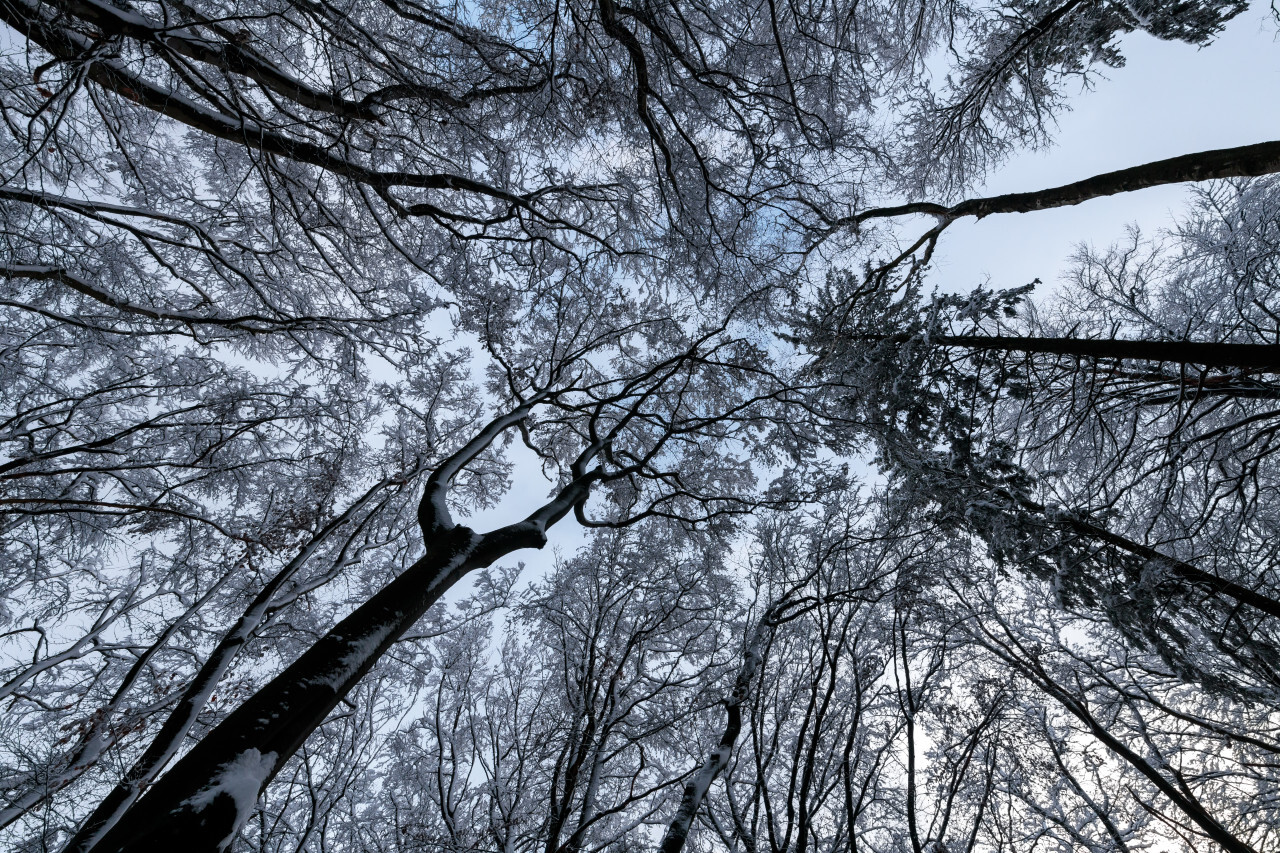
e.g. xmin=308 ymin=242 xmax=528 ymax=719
xmin=1059 ymin=515 xmax=1280 ymax=621
xmin=83 ymin=397 xmax=600 ymax=853
xmin=64 ymin=479 xmax=400 ymax=852
xmin=87 ymin=524 xmax=486 ymax=853
xmin=981 ymin=628 xmax=1260 ymax=853
xmin=659 ymin=616 xmax=773 ymax=853
xmin=935 ymin=465 xmax=1280 ymax=622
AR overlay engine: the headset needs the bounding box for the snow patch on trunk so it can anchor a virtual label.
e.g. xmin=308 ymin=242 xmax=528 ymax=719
xmin=302 ymin=626 xmax=399 ymax=689
xmin=183 ymin=748 xmax=277 ymax=851
xmin=334 ymin=629 xmax=394 ymax=680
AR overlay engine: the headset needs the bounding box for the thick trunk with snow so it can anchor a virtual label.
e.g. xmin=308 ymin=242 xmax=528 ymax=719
xmin=65 ymin=483 xmax=396 ymax=851
xmin=87 ymin=525 xmax=488 ymax=853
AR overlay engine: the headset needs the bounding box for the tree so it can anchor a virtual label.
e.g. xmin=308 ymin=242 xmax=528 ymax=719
xmin=372 ymin=527 xmax=738 ymax=853
xmin=3 ymin=0 xmax=1279 ymax=850
xmin=953 ymin=564 xmax=1279 ymax=852
xmin=799 ymin=173 xmax=1280 ymax=694
xmin=72 ymin=281 xmax=825 ymax=851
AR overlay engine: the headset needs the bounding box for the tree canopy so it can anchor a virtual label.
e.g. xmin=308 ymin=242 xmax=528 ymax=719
xmin=2 ymin=0 xmax=1279 ymax=851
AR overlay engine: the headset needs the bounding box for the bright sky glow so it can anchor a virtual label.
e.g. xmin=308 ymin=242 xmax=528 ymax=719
xmin=934 ymin=6 xmax=1280 ymax=298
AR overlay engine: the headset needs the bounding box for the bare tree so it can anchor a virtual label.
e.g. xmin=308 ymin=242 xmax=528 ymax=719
xmin=3 ymin=0 xmax=1277 ymax=850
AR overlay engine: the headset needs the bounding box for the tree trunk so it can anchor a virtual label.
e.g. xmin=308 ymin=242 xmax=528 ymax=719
xmin=932 ymin=335 xmax=1280 ymax=369
xmin=859 ymin=333 xmax=1280 ymax=369
xmin=923 ymin=464 xmax=1280 ymax=622
xmin=850 ymin=140 xmax=1280 ymax=226
xmin=66 ymin=482 xmax=396 ymax=852
xmin=85 ymin=523 xmax=531 ymax=853
xmin=659 ymin=619 xmax=769 ymax=853
xmin=986 ymin=632 xmax=1260 ymax=853
xmin=1063 ymin=517 xmax=1280 ymax=621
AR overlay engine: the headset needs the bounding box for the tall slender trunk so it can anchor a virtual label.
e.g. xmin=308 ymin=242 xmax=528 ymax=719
xmin=659 ymin=618 xmax=770 ymax=853
xmin=74 ymin=388 xmax=600 ymax=852
xmin=861 ymin=333 xmax=1280 ymax=370
xmin=982 ymin=627 xmax=1259 ymax=853
xmin=932 ymin=335 xmax=1280 ymax=369
xmin=1062 ymin=516 xmax=1280 ymax=621
xmin=922 ymin=465 xmax=1280 ymax=621
xmin=86 ymin=525 xmax=496 ymax=853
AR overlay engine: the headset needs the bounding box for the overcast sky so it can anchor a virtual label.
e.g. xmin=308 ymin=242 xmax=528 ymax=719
xmin=934 ymin=3 xmax=1280 ymax=297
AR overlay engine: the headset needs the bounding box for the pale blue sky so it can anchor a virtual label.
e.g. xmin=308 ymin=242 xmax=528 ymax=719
xmin=934 ymin=4 xmax=1280 ymax=298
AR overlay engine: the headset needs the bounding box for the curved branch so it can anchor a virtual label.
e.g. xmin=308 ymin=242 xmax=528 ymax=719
xmin=2 ymin=265 xmax=342 ymax=332
xmin=845 ymin=140 xmax=1280 ymax=228
xmin=3 ymin=0 xmax=550 ymax=223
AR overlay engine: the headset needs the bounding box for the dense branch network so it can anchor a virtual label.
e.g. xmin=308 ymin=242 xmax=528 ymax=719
xmin=3 ymin=1 xmax=1279 ymax=852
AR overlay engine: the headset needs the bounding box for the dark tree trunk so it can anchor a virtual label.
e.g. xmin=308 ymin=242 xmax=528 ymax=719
xmin=85 ymin=524 xmax=541 ymax=853
xmin=989 ymin=635 xmax=1260 ymax=853
xmin=65 ymin=483 xmax=397 ymax=852
xmin=931 ymin=335 xmax=1280 ymax=369
xmin=1064 ymin=517 xmax=1280 ymax=621
xmin=1016 ymin=485 xmax=1280 ymax=621
xmin=850 ymin=140 xmax=1280 ymax=226
xmin=856 ymin=333 xmax=1280 ymax=370
xmin=924 ymin=465 xmax=1280 ymax=622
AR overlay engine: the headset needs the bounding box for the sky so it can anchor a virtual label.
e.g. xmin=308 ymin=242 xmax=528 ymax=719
xmin=460 ymin=3 xmax=1280 ymax=578
xmin=933 ymin=4 xmax=1280 ymax=297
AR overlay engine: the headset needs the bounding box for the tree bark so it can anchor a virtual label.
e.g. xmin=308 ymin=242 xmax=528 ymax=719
xmin=933 ymin=335 xmax=1280 ymax=369
xmin=85 ymin=523 xmax=540 ymax=853
xmin=923 ymin=465 xmax=1280 ymax=622
xmin=849 ymin=140 xmax=1280 ymax=226
xmin=1063 ymin=517 xmax=1280 ymax=621
xmin=658 ymin=619 xmax=770 ymax=853
xmin=862 ymin=333 xmax=1280 ymax=370
xmin=1027 ymin=500 xmax=1280 ymax=621
xmin=83 ymin=390 xmax=599 ymax=852
xmin=64 ymin=480 xmax=396 ymax=852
